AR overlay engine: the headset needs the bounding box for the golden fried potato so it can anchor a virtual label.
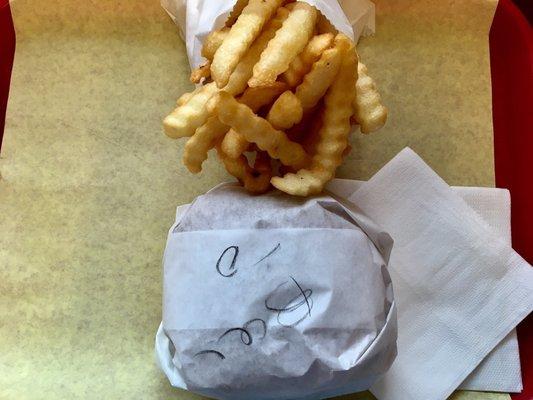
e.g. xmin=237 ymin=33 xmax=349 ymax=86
xmin=284 ymin=109 xmax=317 ymax=144
xmin=300 ymin=106 xmax=324 ymax=154
xmin=238 ymin=82 xmax=288 ymax=111
xmin=190 ymin=61 xmax=211 ymax=84
xmin=353 ymin=61 xmax=388 ymax=133
xmin=266 ymin=90 xmax=303 ymax=129
xmin=221 ymin=83 xmax=288 ymax=158
xmin=271 ymin=34 xmax=358 ymax=196
xmin=176 ymin=89 xmax=196 ymax=106
xmin=249 ymin=2 xmax=318 ymax=87
xmin=220 ymin=130 xmax=250 ymax=160
xmin=294 ymin=44 xmax=342 ymax=110
xmin=209 ymin=91 xmax=310 ymax=169
xmin=317 ymin=11 xmax=338 ymax=35
xmin=202 ymin=28 xmax=229 ymax=61
xmin=211 ymin=0 xmax=284 ymax=88
xmin=223 ymin=7 xmax=290 ymax=96
xmin=281 ymin=33 xmax=334 ymax=87
xmin=217 ymin=147 xmax=272 ymax=194
xmin=163 ymin=82 xmax=219 ymax=138
xmin=165 ymin=5 xmax=389 ymax=196
xmin=225 ymin=0 xmax=250 ymax=27
xmin=182 ymin=116 xmax=228 ymax=174
xmin=217 ymin=148 xmax=272 ymax=194
xmin=184 ymin=83 xmax=287 ymax=173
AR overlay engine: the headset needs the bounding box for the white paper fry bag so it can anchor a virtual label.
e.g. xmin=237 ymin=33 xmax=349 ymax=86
xmin=156 ymin=184 xmax=397 ymax=400
xmin=161 ymin=0 xmax=376 ymax=68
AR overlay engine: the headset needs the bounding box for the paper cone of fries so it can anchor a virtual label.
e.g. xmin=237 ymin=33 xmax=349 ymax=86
xmin=161 ymin=0 xmax=388 ymax=196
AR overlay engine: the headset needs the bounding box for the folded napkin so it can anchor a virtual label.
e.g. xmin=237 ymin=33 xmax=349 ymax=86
xmin=327 ymin=148 xmax=533 ymax=400
xmin=327 ymin=182 xmax=522 ymax=393
xmin=454 ymin=188 xmax=521 ymax=393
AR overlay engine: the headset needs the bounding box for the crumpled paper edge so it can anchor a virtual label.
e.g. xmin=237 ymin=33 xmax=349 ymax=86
xmin=155 ymin=301 xmax=397 ymax=396
xmin=160 ymin=0 xmax=376 ymax=68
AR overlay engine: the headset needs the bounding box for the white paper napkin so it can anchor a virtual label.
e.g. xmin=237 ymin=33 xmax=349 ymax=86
xmin=327 ymin=148 xmax=533 ymax=400
xmin=453 ymin=188 xmax=521 ymax=392
xmin=327 ymin=181 xmax=523 ymax=393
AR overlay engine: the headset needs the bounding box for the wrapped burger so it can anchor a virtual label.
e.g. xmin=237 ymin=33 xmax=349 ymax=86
xmin=161 ymin=0 xmax=388 ymax=196
xmin=155 ymin=183 xmax=397 ymax=399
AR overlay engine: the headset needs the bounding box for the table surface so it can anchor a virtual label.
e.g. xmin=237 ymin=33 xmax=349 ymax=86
xmin=0 ymin=0 xmax=506 ymax=399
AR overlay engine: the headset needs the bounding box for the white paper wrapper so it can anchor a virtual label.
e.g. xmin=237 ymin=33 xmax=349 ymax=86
xmin=161 ymin=0 xmax=376 ymax=68
xmin=156 ymin=183 xmax=397 ymax=400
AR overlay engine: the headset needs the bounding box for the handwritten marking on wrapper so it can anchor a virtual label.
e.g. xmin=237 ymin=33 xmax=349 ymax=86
xmin=195 ymin=318 xmax=267 ymax=362
xmin=216 ymin=243 xmax=282 ymax=277
xmin=195 ymin=246 xmax=314 ymax=363
xmin=217 ymin=319 xmax=267 ymax=347
xmin=243 ymin=318 xmax=267 ymax=340
xmin=218 ymin=327 xmax=253 ymax=345
xmin=265 ymin=276 xmax=313 ymax=327
xmin=216 ymin=246 xmax=239 ymax=277
xmin=253 ymin=243 xmax=281 ymax=266
xmin=194 ymin=350 xmax=226 ymax=360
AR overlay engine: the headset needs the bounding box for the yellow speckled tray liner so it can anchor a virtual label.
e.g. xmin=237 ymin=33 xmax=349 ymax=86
xmin=0 ymin=0 xmax=506 ymax=399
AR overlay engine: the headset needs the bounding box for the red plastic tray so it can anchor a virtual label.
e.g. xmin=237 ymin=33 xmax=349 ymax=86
xmin=0 ymin=0 xmax=15 ymax=138
xmin=491 ymin=0 xmax=533 ymax=399
xmin=0 ymin=0 xmax=531 ymax=397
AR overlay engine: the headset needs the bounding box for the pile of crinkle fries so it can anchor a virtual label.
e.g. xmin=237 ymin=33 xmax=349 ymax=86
xmin=164 ymin=0 xmax=387 ymax=196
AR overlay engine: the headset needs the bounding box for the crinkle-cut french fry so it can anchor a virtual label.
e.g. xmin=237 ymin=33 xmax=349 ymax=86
xmin=221 ymin=83 xmax=287 ymax=159
xmin=176 ymin=88 xmax=197 ymax=106
xmin=210 ymin=91 xmax=310 ymax=169
xmin=271 ymin=34 xmax=358 ymax=196
xmin=225 ymin=0 xmax=250 ymax=27
xmin=300 ymin=106 xmax=324 ymax=154
xmin=238 ymin=82 xmax=288 ymax=111
xmin=223 ymin=7 xmax=290 ymax=96
xmin=182 ymin=116 xmax=228 ymax=173
xmin=202 ymin=28 xmax=229 ymax=61
xmin=317 ymin=11 xmax=338 ymax=35
xmin=249 ymin=2 xmax=318 ymax=87
xmin=185 ymin=83 xmax=287 ymax=172
xmin=220 ymin=130 xmax=250 ymax=160
xmin=163 ymin=82 xmax=218 ymax=138
xmin=294 ymin=45 xmax=342 ymax=110
xmin=217 ymin=147 xmax=272 ymax=194
xmin=284 ymin=102 xmax=322 ymax=143
xmin=244 ymin=151 xmax=273 ymax=193
xmin=190 ymin=61 xmax=211 ymax=84
xmin=342 ymin=144 xmax=353 ymax=157
xmin=211 ymin=0 xmax=284 ymax=88
xmin=353 ymin=61 xmax=388 ymax=133
xmin=266 ymin=90 xmax=303 ymax=129
xmin=272 ymin=169 xmax=324 ymax=196
xmin=281 ymin=33 xmax=334 ymax=87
